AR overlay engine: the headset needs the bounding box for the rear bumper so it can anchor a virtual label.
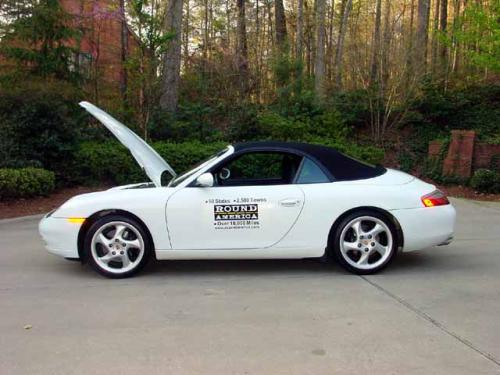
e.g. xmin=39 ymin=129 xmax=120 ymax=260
xmin=392 ymin=204 xmax=456 ymax=252
xmin=38 ymin=215 xmax=81 ymax=259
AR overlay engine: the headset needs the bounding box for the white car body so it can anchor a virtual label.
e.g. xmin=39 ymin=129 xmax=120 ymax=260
xmin=39 ymin=102 xmax=456 ymax=273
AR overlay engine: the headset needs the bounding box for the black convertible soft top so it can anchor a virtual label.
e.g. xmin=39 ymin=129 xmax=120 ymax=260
xmin=233 ymin=141 xmax=386 ymax=181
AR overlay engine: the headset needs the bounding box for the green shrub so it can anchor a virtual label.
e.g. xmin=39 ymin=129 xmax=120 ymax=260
xmin=153 ymin=141 xmax=227 ymax=174
xmin=256 ymin=111 xmax=308 ymax=140
xmin=470 ymin=169 xmax=500 ymax=194
xmin=72 ymin=139 xmax=384 ymax=186
xmin=73 ymin=141 xmax=227 ymax=186
xmin=410 ymin=83 xmax=500 ymax=143
xmin=0 ymin=168 xmax=55 ymax=200
xmin=307 ymin=138 xmax=385 ymax=166
xmin=255 ymin=109 xmax=349 ymax=142
xmin=0 ymin=83 xmax=84 ymax=183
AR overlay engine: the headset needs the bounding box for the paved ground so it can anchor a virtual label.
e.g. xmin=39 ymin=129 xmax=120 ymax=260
xmin=1 ymin=198 xmax=499 ymax=375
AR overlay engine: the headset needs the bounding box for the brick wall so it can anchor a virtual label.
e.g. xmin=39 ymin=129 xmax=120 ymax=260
xmin=473 ymin=143 xmax=500 ymax=171
xmin=428 ymin=131 xmax=500 ymax=177
xmin=428 ymin=140 xmax=443 ymax=159
xmin=442 ymin=130 xmax=476 ymax=177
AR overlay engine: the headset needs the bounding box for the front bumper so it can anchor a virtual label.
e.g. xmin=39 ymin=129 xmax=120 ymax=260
xmin=38 ymin=215 xmax=81 ymax=259
xmin=392 ymin=203 xmax=456 ymax=252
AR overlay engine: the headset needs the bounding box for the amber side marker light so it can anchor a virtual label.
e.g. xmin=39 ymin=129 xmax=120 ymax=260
xmin=421 ymin=190 xmax=450 ymax=207
xmin=67 ymin=217 xmax=86 ymax=224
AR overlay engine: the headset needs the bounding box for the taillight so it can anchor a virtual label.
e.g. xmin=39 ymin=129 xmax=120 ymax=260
xmin=421 ymin=190 xmax=450 ymax=207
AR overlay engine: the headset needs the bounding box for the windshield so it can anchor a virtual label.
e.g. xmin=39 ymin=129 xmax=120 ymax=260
xmin=168 ymin=147 xmax=229 ymax=187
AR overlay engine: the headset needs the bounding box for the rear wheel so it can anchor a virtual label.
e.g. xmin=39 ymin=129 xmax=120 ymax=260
xmin=331 ymin=210 xmax=398 ymax=274
xmin=84 ymin=215 xmax=152 ymax=278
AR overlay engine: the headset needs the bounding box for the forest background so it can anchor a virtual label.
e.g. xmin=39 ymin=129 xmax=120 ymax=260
xmin=0 ymin=0 xmax=498 ymax=199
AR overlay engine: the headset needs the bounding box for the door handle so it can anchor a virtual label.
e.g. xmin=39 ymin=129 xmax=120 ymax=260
xmin=279 ymin=198 xmax=301 ymax=207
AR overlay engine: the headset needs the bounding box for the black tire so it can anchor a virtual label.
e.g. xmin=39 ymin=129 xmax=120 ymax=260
xmin=330 ymin=210 xmax=398 ymax=275
xmin=84 ymin=214 xmax=152 ymax=279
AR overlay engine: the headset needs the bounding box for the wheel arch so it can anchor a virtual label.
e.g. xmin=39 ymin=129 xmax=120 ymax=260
xmin=326 ymin=206 xmax=404 ymax=254
xmin=77 ymin=209 xmax=156 ymax=262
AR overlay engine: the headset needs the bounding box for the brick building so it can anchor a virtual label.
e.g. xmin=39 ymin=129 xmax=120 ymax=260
xmin=0 ymin=0 xmax=140 ymax=98
xmin=60 ymin=0 xmax=140 ymax=92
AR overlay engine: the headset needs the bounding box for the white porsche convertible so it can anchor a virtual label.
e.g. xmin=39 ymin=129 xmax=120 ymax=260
xmin=39 ymin=102 xmax=456 ymax=278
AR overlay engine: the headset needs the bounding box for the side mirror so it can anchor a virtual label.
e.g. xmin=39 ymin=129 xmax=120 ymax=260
xmin=195 ymin=172 xmax=214 ymax=187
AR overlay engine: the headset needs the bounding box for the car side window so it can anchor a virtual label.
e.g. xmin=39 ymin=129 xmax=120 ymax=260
xmin=215 ymin=152 xmax=302 ymax=187
xmin=295 ymin=157 xmax=330 ymax=184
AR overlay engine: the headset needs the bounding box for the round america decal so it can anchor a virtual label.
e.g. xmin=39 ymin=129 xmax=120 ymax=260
xmin=205 ymin=198 xmax=266 ymax=230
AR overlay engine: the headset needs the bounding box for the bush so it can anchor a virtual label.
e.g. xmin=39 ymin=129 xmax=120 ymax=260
xmin=255 ymin=109 xmax=349 ymax=142
xmin=72 ymin=139 xmax=384 ymax=186
xmin=306 ymin=138 xmax=384 ymax=166
xmin=0 ymin=83 xmax=84 ymax=183
xmin=0 ymin=168 xmax=55 ymax=200
xmin=73 ymin=141 xmax=227 ymax=186
xmin=470 ymin=169 xmax=500 ymax=194
xmin=410 ymin=83 xmax=500 ymax=143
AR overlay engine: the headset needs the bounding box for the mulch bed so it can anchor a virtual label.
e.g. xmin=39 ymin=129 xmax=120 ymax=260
xmin=1 ymin=182 xmax=498 ymax=220
xmin=436 ymin=184 xmax=500 ymax=202
xmin=0 ymin=186 xmax=108 ymax=220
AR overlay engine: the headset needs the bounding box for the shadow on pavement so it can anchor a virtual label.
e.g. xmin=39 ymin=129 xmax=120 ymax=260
xmin=47 ymin=246 xmax=469 ymax=280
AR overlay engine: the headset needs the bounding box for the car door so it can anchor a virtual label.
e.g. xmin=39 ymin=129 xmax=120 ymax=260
xmin=166 ymin=151 xmax=305 ymax=250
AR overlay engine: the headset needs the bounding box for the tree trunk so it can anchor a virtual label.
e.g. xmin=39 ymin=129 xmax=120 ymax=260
xmin=314 ymin=0 xmax=326 ymax=98
xmin=451 ymin=0 xmax=461 ymax=74
xmin=326 ymin=0 xmax=335 ymax=80
xmin=369 ymin=0 xmax=382 ymax=87
xmin=334 ymin=0 xmax=352 ymax=90
xmin=203 ymin=0 xmax=209 ymax=63
xmin=431 ymin=0 xmax=440 ymax=73
xmin=183 ymin=0 xmax=190 ymax=64
xmin=236 ymin=0 xmax=249 ymax=96
xmin=275 ymin=0 xmax=287 ymax=49
xmin=159 ymin=0 xmax=183 ymax=112
xmin=296 ymin=0 xmax=304 ymax=61
xmin=439 ymin=0 xmax=448 ymax=79
xmin=415 ymin=0 xmax=431 ymax=75
xmin=381 ymin=0 xmax=391 ymax=92
xmin=405 ymin=0 xmax=416 ymax=82
xmin=119 ymin=0 xmax=128 ymax=100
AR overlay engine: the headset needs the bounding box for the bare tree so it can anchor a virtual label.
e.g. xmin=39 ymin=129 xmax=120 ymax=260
xmin=369 ymin=0 xmax=382 ymax=87
xmin=431 ymin=0 xmax=440 ymax=73
xmin=296 ymin=0 xmax=304 ymax=62
xmin=381 ymin=0 xmax=391 ymax=90
xmin=119 ymin=0 xmax=128 ymax=100
xmin=275 ymin=0 xmax=287 ymax=49
xmin=183 ymin=0 xmax=190 ymax=64
xmin=314 ymin=0 xmax=326 ymax=98
xmin=236 ymin=0 xmax=249 ymax=96
xmin=451 ymin=0 xmax=461 ymax=74
xmin=326 ymin=0 xmax=335 ymax=80
xmin=160 ymin=0 xmax=184 ymax=112
xmin=415 ymin=0 xmax=430 ymax=75
xmin=334 ymin=0 xmax=353 ymax=90
xmin=439 ymin=0 xmax=448 ymax=79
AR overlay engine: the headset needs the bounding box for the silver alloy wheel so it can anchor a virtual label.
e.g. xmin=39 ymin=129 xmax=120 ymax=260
xmin=90 ymin=221 xmax=145 ymax=274
xmin=339 ymin=216 xmax=393 ymax=271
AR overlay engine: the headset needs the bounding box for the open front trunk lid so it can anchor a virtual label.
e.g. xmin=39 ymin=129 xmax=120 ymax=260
xmin=80 ymin=102 xmax=176 ymax=187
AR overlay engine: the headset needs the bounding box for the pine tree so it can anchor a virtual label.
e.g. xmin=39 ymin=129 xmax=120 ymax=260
xmin=0 ymin=0 xmax=81 ymax=82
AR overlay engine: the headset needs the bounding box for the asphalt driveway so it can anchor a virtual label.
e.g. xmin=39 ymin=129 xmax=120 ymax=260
xmin=0 ymin=198 xmax=499 ymax=374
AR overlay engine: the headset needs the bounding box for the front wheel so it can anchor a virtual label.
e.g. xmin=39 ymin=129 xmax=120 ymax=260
xmin=331 ymin=211 xmax=398 ymax=274
xmin=84 ymin=215 xmax=152 ymax=278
